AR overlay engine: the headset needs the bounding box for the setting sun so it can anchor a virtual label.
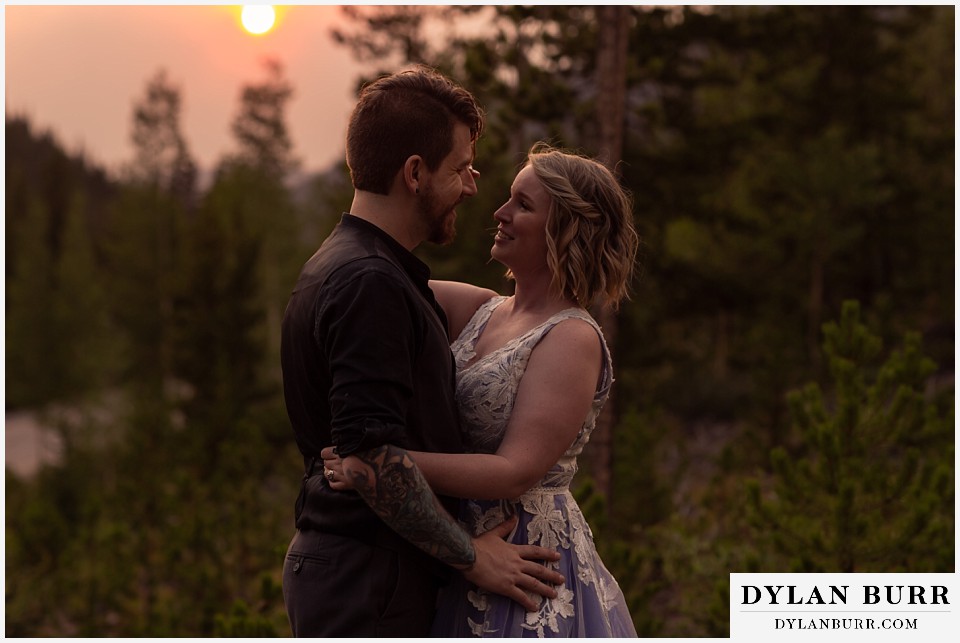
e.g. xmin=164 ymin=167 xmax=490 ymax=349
xmin=241 ymin=5 xmax=275 ymax=35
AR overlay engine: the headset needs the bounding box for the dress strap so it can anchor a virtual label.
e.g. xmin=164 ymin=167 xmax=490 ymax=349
xmin=457 ymin=296 xmax=506 ymax=344
xmin=452 ymin=296 xmax=507 ymax=366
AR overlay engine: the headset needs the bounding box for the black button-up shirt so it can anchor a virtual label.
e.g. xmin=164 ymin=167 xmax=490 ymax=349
xmin=281 ymin=214 xmax=463 ymax=544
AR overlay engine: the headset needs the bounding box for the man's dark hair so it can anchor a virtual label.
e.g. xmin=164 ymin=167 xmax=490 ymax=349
xmin=346 ymin=65 xmax=484 ymax=195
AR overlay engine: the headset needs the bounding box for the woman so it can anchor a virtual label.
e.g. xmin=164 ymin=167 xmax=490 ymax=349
xmin=327 ymin=143 xmax=639 ymax=637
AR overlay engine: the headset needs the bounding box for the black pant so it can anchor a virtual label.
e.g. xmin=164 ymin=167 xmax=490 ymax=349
xmin=282 ymin=528 xmax=442 ymax=637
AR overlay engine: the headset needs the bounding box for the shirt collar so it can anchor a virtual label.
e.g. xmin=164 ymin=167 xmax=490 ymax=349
xmin=339 ymin=213 xmax=431 ymax=285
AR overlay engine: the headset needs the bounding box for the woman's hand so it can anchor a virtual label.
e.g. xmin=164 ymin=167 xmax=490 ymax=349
xmin=320 ymin=446 xmax=354 ymax=491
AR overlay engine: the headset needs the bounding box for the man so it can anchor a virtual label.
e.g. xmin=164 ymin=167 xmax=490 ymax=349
xmin=280 ymin=66 xmax=563 ymax=637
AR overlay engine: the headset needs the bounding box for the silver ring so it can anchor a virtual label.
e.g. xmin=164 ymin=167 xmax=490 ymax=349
xmin=326 ymin=469 xmax=335 ymax=481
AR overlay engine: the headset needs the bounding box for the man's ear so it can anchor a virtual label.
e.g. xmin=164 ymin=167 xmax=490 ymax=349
xmin=402 ymin=155 xmax=424 ymax=195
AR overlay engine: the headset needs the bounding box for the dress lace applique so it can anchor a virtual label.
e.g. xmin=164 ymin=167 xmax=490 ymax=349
xmin=430 ymin=297 xmax=637 ymax=638
xmin=522 ymin=585 xmax=576 ymax=636
xmin=524 ymin=493 xmax=569 ymax=551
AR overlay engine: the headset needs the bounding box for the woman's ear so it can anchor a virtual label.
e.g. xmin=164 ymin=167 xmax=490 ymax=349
xmin=402 ymin=156 xmax=423 ymax=195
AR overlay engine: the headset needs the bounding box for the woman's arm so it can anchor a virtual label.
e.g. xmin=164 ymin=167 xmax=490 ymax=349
xmin=323 ymin=319 xmax=603 ymax=500
xmin=415 ymin=319 xmax=601 ymax=499
xmin=429 ymin=280 xmax=498 ymax=341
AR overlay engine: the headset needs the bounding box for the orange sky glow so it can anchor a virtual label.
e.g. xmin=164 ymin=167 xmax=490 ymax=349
xmin=5 ymin=4 xmax=375 ymax=175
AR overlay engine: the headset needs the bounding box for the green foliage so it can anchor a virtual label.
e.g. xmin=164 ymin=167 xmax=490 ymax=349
xmin=5 ymin=408 xmax=298 ymax=636
xmin=5 ymin=117 xmax=119 ymax=408
xmin=6 ymin=195 xmax=63 ymax=406
xmin=6 ymin=190 xmax=119 ymax=406
xmin=4 ymin=115 xmax=116 ymax=280
xmin=215 ymin=599 xmax=278 ymax=637
xmin=6 ymin=65 xmax=300 ymax=636
xmin=173 ymin=180 xmax=270 ymax=442
xmin=748 ymin=301 xmax=954 ymax=572
xmin=573 ymin=476 xmax=665 ymax=638
xmin=296 ymin=163 xmax=353 ymax=251
xmin=100 ymin=70 xmax=198 ymax=406
xmin=621 ymin=5 xmax=953 ymax=426
xmin=102 ymin=185 xmax=185 ymax=396
xmin=608 ymin=408 xmax=674 ymax=530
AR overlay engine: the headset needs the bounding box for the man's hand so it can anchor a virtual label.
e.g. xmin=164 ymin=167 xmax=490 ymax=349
xmin=459 ymin=515 xmax=565 ymax=612
xmin=321 ymin=446 xmax=351 ymax=490
xmin=321 ymin=446 xmax=566 ymax=612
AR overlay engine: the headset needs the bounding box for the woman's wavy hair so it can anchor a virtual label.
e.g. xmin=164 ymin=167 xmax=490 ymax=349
xmin=346 ymin=65 xmax=484 ymax=195
xmin=524 ymin=143 xmax=640 ymax=311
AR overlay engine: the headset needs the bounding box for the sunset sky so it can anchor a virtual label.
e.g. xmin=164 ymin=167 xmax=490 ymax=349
xmin=5 ymin=4 xmax=389 ymax=176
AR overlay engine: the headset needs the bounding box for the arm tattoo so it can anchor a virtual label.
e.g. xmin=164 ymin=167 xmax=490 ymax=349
xmin=349 ymin=444 xmax=476 ymax=568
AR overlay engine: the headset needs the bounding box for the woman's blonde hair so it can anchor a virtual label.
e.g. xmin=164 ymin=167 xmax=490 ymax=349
xmin=524 ymin=143 xmax=640 ymax=310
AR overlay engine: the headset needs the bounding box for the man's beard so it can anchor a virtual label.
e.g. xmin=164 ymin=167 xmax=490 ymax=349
xmin=418 ymin=184 xmax=458 ymax=245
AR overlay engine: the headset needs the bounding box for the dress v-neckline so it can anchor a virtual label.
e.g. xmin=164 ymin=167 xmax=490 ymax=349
xmin=459 ymin=296 xmax=583 ymax=372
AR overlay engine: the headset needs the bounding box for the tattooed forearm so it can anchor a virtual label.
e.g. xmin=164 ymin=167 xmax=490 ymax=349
xmin=347 ymin=444 xmax=476 ymax=568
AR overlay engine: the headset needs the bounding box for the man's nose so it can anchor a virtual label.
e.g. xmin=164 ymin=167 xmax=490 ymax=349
xmin=462 ymin=167 xmax=479 ymax=197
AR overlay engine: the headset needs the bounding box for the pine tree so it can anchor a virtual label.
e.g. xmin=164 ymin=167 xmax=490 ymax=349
xmin=229 ymin=58 xmax=299 ymax=180
xmin=105 ymin=69 xmax=198 ymax=402
xmin=6 ymin=196 xmax=60 ymax=406
xmin=220 ymin=59 xmax=302 ymax=364
xmin=128 ymin=68 xmax=197 ymax=206
xmin=171 ymin=192 xmax=270 ymax=466
xmin=5 ymin=116 xmax=119 ymax=408
xmin=54 ymin=190 xmax=121 ymax=398
xmin=747 ymin=300 xmax=954 ymax=572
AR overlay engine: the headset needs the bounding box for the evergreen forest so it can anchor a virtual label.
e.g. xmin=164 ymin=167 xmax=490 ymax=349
xmin=5 ymin=5 xmax=954 ymax=637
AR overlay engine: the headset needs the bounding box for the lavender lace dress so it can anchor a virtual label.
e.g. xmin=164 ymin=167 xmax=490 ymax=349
xmin=430 ymin=296 xmax=637 ymax=638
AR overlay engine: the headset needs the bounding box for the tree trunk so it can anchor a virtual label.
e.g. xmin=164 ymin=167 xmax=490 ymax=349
xmin=589 ymin=5 xmax=630 ymax=506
